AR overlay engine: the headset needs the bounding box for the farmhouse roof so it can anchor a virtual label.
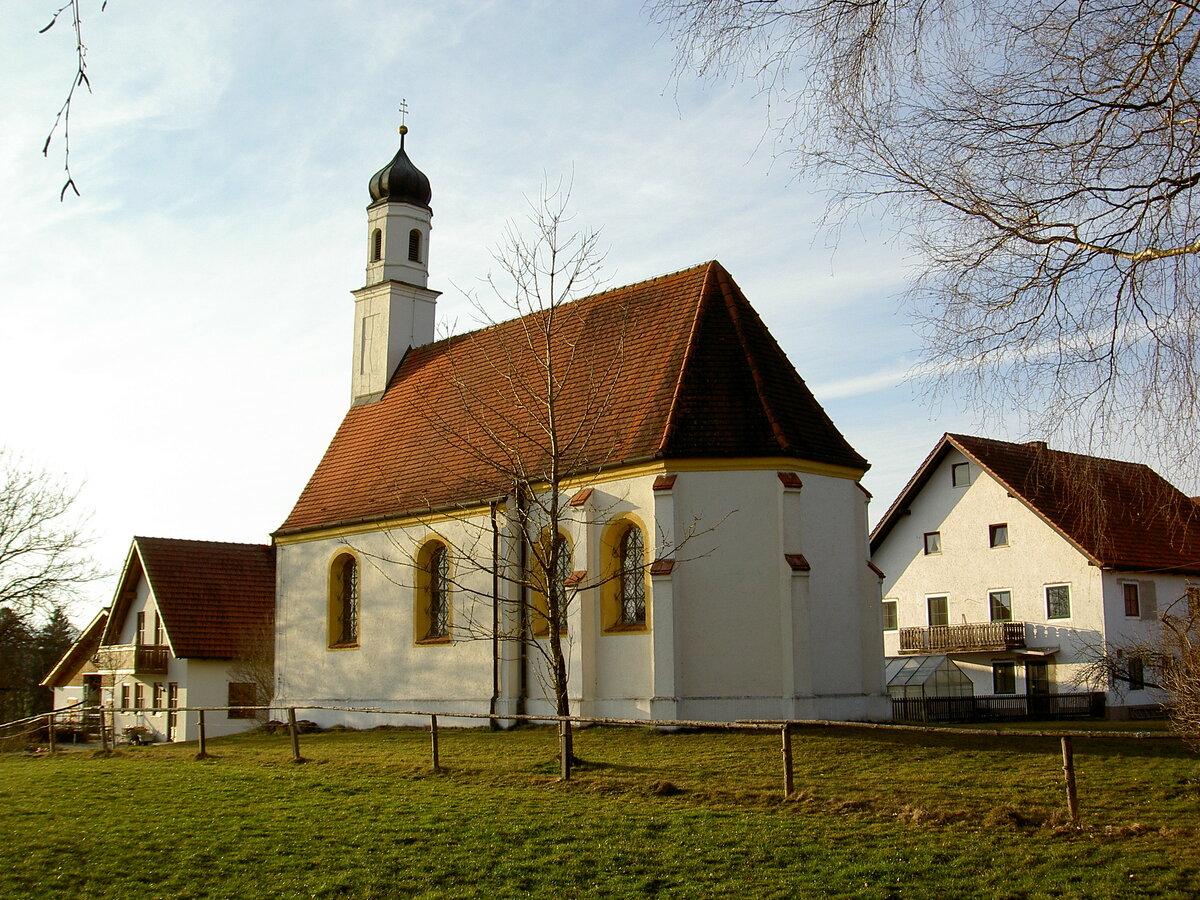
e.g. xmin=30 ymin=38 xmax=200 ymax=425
xmin=40 ymin=607 xmax=108 ymax=688
xmin=870 ymin=433 xmax=1200 ymax=574
xmin=102 ymin=537 xmax=276 ymax=658
xmin=278 ymin=260 xmax=867 ymax=535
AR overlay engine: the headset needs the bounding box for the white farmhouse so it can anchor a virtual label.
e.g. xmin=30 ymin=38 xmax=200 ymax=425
xmin=271 ymin=133 xmax=888 ymax=726
xmin=871 ymin=433 xmax=1200 ymax=719
xmin=43 ymin=537 xmax=275 ymax=742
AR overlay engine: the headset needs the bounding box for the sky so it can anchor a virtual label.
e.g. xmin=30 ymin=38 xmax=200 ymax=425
xmin=2 ymin=0 xmax=989 ymax=624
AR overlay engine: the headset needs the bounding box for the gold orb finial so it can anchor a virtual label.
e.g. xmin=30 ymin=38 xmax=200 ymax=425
xmin=398 ymin=124 xmax=409 ymax=136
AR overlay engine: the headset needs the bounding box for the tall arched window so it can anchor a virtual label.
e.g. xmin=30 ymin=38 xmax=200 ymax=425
xmin=617 ymin=526 xmax=646 ymax=626
xmin=416 ymin=540 xmax=451 ymax=643
xmin=534 ymin=533 xmax=572 ymax=637
xmin=370 ymin=228 xmax=383 ymax=262
xmin=329 ymin=554 xmax=359 ymax=647
xmin=408 ymin=228 xmax=422 ymax=262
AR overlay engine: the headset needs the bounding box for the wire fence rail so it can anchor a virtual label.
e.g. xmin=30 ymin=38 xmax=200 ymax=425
xmin=0 ymin=702 xmax=1183 ymax=827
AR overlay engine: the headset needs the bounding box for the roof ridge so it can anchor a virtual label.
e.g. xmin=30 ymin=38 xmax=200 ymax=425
xmin=945 ymin=433 xmax=1156 ymax=473
xmin=408 ymin=261 xmax=722 ymax=354
xmin=712 ymin=264 xmax=793 ymax=454
xmin=655 ymin=262 xmax=718 ymax=453
xmin=134 ymin=535 xmax=271 ymax=549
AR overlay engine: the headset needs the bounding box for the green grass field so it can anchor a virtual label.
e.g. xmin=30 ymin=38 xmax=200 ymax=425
xmin=1 ymin=724 xmax=1197 ymax=899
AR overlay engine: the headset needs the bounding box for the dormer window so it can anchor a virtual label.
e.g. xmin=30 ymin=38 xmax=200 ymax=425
xmin=408 ymin=228 xmax=422 ymax=262
xmin=371 ymin=228 xmax=382 ymax=262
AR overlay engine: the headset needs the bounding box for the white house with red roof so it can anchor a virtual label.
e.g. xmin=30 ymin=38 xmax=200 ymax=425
xmin=43 ymin=537 xmax=275 ymax=742
xmin=270 ymin=133 xmax=889 ymax=726
xmin=871 ymin=434 xmax=1200 ymax=718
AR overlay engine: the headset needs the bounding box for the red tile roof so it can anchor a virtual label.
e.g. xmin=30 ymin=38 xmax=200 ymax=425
xmin=870 ymin=434 xmax=1200 ymax=574
xmin=103 ymin=538 xmax=275 ymax=659
xmin=40 ymin=608 xmax=108 ymax=688
xmin=278 ymin=261 xmax=867 ymax=535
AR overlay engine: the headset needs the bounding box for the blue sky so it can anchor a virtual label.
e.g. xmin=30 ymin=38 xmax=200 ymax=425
xmin=2 ymin=1 xmax=985 ymax=621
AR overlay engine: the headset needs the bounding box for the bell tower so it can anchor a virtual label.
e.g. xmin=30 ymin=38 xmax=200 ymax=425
xmin=350 ymin=124 xmax=440 ymax=406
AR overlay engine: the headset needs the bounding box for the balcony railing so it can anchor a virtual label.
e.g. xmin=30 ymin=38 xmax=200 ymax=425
xmin=899 ymin=621 xmax=1026 ymax=654
xmin=93 ymin=644 xmax=170 ymax=674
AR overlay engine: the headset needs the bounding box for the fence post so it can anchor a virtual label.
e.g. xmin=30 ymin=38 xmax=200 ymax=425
xmin=47 ymin=713 xmax=56 ymax=753
xmin=196 ymin=709 xmax=208 ymax=759
xmin=288 ymin=707 xmax=303 ymax=762
xmin=430 ymin=714 xmax=440 ymax=770
xmin=1061 ymin=736 xmax=1080 ymax=825
xmin=781 ymin=724 xmax=794 ymax=798
xmin=559 ymin=719 xmax=572 ymax=781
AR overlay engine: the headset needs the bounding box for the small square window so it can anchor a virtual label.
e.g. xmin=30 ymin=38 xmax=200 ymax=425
xmin=923 ymin=532 xmax=942 ymax=555
xmin=882 ymin=600 xmax=898 ymax=632
xmin=951 ymin=462 xmax=970 ymax=486
xmin=1046 ymin=584 xmax=1071 ymax=619
xmin=989 ymin=590 xmax=1012 ymax=622
xmin=989 ymin=523 xmax=1008 ymax=547
xmin=992 ymin=662 xmax=1016 ymax=694
xmin=1123 ymin=582 xmax=1140 ymax=617
xmin=927 ymin=595 xmax=949 ymax=627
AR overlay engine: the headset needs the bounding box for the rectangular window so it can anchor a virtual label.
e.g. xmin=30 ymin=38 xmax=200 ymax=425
xmin=136 ymin=611 xmax=145 ymax=644
xmin=989 ymin=590 xmax=1013 ymax=622
xmin=120 ymin=683 xmax=130 ymax=710
xmin=882 ymin=600 xmax=898 ymax=632
xmin=992 ymin=662 xmax=1016 ymax=694
xmin=951 ymin=462 xmax=970 ymax=486
xmin=989 ymin=523 xmax=1008 ymax=547
xmin=227 ymin=682 xmax=258 ymax=719
xmin=923 ymin=532 xmax=942 ymax=555
xmin=1046 ymin=584 xmax=1071 ymax=619
xmin=152 ymin=682 xmax=163 ymax=714
xmin=153 ymin=611 xmax=163 ymax=645
xmin=1128 ymin=657 xmax=1146 ymax=691
xmin=134 ymin=682 xmax=144 ymax=709
xmin=1123 ymin=582 xmax=1140 ymax=617
xmin=1188 ymin=586 xmax=1200 ymax=618
xmin=927 ymin=595 xmax=949 ymax=627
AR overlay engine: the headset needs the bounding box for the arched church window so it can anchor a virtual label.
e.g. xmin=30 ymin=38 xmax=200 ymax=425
xmin=408 ymin=228 xmax=422 ymax=262
xmin=329 ymin=554 xmax=359 ymax=647
xmin=617 ymin=526 xmax=646 ymax=626
xmin=416 ymin=539 xmax=451 ymax=643
xmin=371 ymin=228 xmax=383 ymax=262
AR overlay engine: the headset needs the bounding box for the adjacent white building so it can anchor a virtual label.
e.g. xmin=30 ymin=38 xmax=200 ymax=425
xmin=43 ymin=537 xmax=275 ymax=742
xmin=871 ymin=433 xmax=1200 ymax=718
xmin=271 ymin=132 xmax=889 ymax=726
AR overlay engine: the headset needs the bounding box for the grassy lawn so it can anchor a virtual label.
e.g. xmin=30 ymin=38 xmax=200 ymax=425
xmin=1 ymin=725 xmax=1197 ymax=899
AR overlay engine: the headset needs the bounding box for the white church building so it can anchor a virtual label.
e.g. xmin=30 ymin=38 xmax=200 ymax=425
xmin=266 ymin=132 xmax=889 ymax=726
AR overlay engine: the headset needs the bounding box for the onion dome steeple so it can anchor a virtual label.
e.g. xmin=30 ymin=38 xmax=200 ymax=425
xmin=368 ymin=126 xmax=431 ymax=209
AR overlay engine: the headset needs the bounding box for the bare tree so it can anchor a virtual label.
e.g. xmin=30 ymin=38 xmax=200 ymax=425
xmin=229 ymin=623 xmax=276 ymax=725
xmin=0 ymin=448 xmax=102 ymax=616
xmin=1080 ymin=588 xmax=1200 ymax=748
xmin=652 ymin=0 xmax=1200 ymax=480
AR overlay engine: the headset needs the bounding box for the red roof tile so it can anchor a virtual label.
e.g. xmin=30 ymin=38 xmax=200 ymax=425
xmin=871 ymin=434 xmax=1200 ymax=573
xmin=278 ymin=261 xmax=867 ymax=535
xmin=41 ymin=608 xmax=108 ymax=687
xmin=104 ymin=538 xmax=275 ymax=659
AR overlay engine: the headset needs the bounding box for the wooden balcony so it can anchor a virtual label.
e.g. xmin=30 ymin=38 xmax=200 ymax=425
xmin=898 ymin=621 xmax=1026 ymax=655
xmin=94 ymin=644 xmax=170 ymax=675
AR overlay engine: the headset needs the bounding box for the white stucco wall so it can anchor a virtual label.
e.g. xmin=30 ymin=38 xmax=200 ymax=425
xmin=873 ymin=449 xmax=1173 ymax=709
xmin=274 ymin=462 xmax=888 ymax=727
